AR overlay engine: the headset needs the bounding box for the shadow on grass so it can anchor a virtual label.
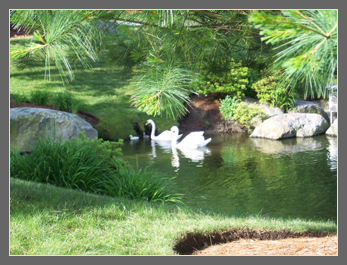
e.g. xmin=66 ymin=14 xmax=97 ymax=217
xmin=10 ymin=178 xmax=122 ymax=216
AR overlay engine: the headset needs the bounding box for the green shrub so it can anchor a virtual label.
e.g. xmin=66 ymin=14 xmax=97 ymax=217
xmin=251 ymin=75 xmax=279 ymax=104
xmin=110 ymin=162 xmax=182 ymax=203
xmin=232 ymin=102 xmax=266 ymax=130
xmin=67 ymin=131 xmax=124 ymax=167
xmin=29 ymin=90 xmax=50 ymax=106
xmin=271 ymin=88 xmax=297 ymax=113
xmin=219 ymin=95 xmax=241 ymax=120
xmin=10 ymin=130 xmax=181 ymax=203
xmin=48 ymin=91 xmax=80 ymax=113
xmin=10 ymin=135 xmax=115 ymax=195
xmin=192 ymin=59 xmax=249 ymax=97
xmin=10 ymin=92 xmax=29 ymax=105
xmin=252 ymin=75 xmax=297 ymax=112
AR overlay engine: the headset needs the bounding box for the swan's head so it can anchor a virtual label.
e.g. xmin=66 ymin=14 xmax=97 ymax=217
xmin=170 ymin=126 xmax=179 ymax=134
xmin=145 ymin=119 xmax=154 ymax=126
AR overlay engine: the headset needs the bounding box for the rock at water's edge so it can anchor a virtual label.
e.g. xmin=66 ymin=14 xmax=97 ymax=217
xmin=326 ymin=119 xmax=337 ymax=137
xmin=250 ymin=113 xmax=329 ymax=140
xmin=290 ymin=100 xmax=330 ymax=123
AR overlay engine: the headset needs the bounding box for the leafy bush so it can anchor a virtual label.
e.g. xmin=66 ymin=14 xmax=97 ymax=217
xmin=219 ymin=95 xmax=241 ymax=120
xmin=232 ymin=102 xmax=266 ymax=130
xmin=252 ymin=74 xmax=297 ymax=112
xmin=192 ymin=59 xmax=249 ymax=97
xmin=252 ymin=75 xmax=279 ymax=104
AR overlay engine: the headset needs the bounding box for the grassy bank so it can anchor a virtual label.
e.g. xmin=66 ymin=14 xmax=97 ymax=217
xmin=10 ymin=178 xmax=337 ymax=255
xmin=10 ymin=38 xmax=179 ymax=141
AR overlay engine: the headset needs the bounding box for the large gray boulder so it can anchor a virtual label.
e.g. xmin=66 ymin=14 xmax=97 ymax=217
xmin=326 ymin=119 xmax=337 ymax=137
xmin=250 ymin=113 xmax=330 ymax=140
xmin=289 ymin=100 xmax=330 ymax=123
xmin=10 ymin=108 xmax=98 ymax=152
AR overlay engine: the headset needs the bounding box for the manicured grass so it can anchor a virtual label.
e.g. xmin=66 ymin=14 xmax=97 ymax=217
xmin=10 ymin=38 xmax=180 ymax=141
xmin=10 ymin=178 xmax=337 ymax=255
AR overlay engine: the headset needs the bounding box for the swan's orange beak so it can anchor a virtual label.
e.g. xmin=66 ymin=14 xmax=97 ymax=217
xmin=145 ymin=122 xmax=148 ymax=126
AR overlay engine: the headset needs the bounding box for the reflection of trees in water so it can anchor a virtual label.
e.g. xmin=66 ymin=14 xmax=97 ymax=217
xmin=202 ymin=137 xmax=337 ymax=221
xmin=122 ymin=134 xmax=337 ymax=221
xmin=249 ymin=137 xmax=327 ymax=156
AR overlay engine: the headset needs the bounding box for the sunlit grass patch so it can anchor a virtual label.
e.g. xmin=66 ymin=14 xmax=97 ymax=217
xmin=10 ymin=178 xmax=337 ymax=255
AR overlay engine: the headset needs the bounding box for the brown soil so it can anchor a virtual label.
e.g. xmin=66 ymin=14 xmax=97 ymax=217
xmin=173 ymin=229 xmax=337 ymax=256
xmin=178 ymin=95 xmax=247 ymax=133
xmin=192 ymin=235 xmax=337 ymax=256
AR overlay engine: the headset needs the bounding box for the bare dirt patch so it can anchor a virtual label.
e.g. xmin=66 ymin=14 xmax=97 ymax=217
xmin=192 ymin=235 xmax=337 ymax=256
xmin=178 ymin=95 xmax=246 ymax=133
xmin=173 ymin=229 xmax=337 ymax=256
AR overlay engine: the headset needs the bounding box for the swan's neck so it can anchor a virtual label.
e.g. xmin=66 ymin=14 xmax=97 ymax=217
xmin=171 ymin=130 xmax=179 ymax=147
xmin=150 ymin=122 xmax=156 ymax=138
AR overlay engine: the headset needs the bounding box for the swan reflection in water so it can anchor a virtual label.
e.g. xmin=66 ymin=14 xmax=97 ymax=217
xmin=148 ymin=139 xmax=172 ymax=164
xmin=148 ymin=138 xmax=212 ymax=168
xmin=148 ymin=126 xmax=212 ymax=167
xmin=171 ymin=145 xmax=211 ymax=168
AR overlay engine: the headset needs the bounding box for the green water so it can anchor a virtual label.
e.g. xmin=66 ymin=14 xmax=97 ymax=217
xmin=121 ymin=133 xmax=337 ymax=222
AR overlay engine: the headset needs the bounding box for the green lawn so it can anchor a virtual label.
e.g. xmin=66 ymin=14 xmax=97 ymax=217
xmin=10 ymin=38 xmax=180 ymax=141
xmin=10 ymin=178 xmax=337 ymax=255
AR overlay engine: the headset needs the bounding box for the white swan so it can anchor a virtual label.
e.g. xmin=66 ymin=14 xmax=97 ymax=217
xmin=170 ymin=126 xmax=211 ymax=149
xmin=129 ymin=135 xmax=139 ymax=140
xmin=145 ymin=119 xmax=182 ymax=140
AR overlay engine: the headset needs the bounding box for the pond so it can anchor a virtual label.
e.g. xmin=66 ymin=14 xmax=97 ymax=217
xmin=121 ymin=133 xmax=337 ymax=222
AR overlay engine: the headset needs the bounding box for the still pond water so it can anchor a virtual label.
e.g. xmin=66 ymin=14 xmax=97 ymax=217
xmin=121 ymin=133 xmax=337 ymax=222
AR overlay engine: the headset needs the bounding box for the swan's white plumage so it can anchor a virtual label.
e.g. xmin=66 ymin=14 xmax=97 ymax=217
xmin=170 ymin=126 xmax=211 ymax=149
xmin=145 ymin=119 xmax=182 ymax=140
xmin=129 ymin=135 xmax=139 ymax=140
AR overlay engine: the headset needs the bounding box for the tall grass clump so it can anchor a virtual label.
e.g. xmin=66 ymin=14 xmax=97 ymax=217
xmin=29 ymin=90 xmax=50 ymax=106
xmin=10 ymin=131 xmax=182 ymax=203
xmin=10 ymin=92 xmax=30 ymax=105
xmin=49 ymin=91 xmax=80 ymax=113
xmin=111 ymin=162 xmax=182 ymax=203
xmin=10 ymin=135 xmax=115 ymax=195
